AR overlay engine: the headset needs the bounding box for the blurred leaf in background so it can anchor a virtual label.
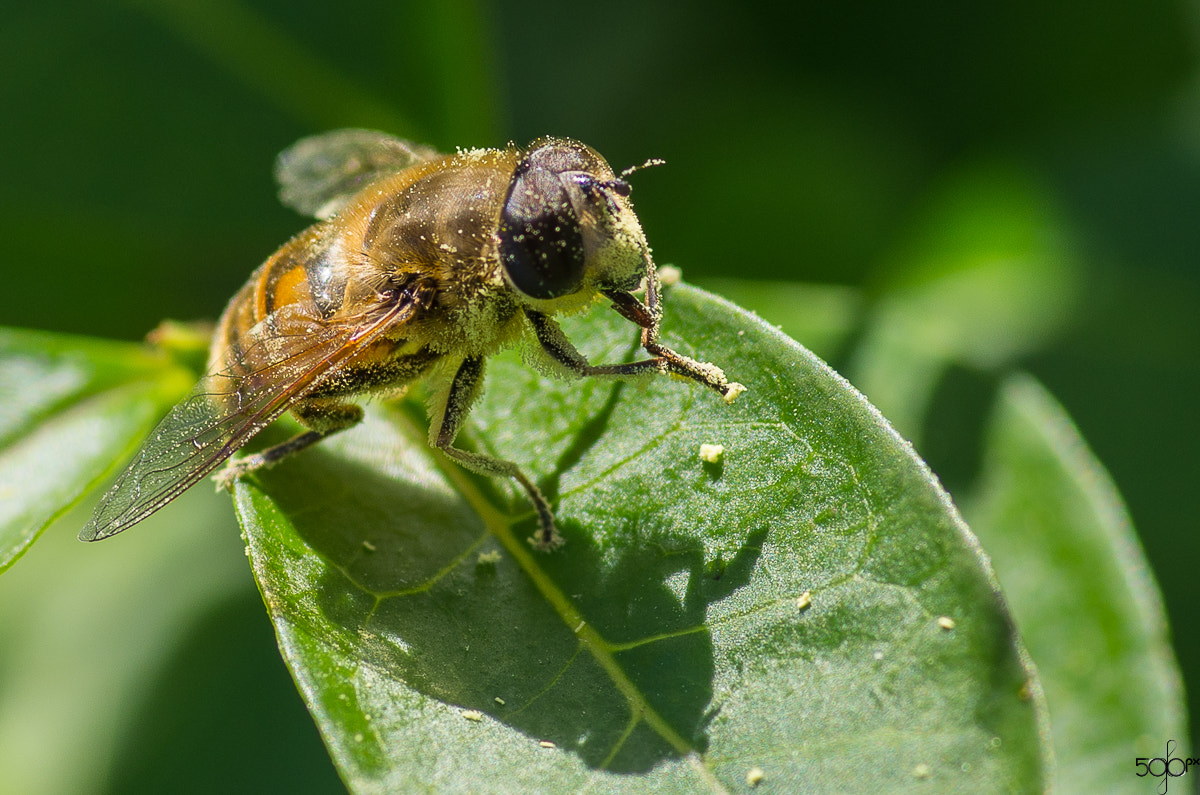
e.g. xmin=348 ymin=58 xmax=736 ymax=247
xmin=967 ymin=376 xmax=1185 ymax=792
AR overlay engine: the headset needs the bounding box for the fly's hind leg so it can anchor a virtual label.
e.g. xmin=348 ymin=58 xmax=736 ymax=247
xmin=214 ymin=350 xmax=440 ymax=491
xmin=431 ymin=356 xmax=561 ymax=551
xmin=214 ymin=398 xmax=364 ymax=490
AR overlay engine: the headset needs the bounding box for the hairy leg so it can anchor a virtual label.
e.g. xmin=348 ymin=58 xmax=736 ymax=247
xmin=429 ymin=355 xmax=561 ymax=550
xmin=213 ymin=398 xmax=363 ymax=488
xmin=526 ymin=299 xmax=745 ymax=403
xmin=214 ymin=350 xmax=440 ymax=488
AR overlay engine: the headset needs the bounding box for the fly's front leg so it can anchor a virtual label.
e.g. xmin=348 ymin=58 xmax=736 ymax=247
xmin=534 ymin=276 xmax=747 ymax=404
xmin=603 ymin=266 xmax=746 ymax=403
xmin=525 ymin=309 xmax=671 ymax=381
xmin=431 ymin=356 xmax=561 ymax=551
xmin=213 ymin=398 xmax=363 ymax=490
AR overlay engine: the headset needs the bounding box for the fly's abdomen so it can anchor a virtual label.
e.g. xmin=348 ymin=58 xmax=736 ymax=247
xmin=210 ymin=226 xmax=340 ymax=379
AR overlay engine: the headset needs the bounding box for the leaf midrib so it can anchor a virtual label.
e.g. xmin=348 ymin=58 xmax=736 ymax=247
xmin=382 ymin=401 xmax=731 ymax=792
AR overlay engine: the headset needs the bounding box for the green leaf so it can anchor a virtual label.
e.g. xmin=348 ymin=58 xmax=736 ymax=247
xmin=236 ymin=285 xmax=1048 ymax=792
xmin=693 ymin=278 xmax=862 ymax=363
xmin=966 ymin=375 xmax=1189 ymax=793
xmin=0 ymin=488 xmax=250 ymax=795
xmin=0 ymin=327 xmax=192 ymax=571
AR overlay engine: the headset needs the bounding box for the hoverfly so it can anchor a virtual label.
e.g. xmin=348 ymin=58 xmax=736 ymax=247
xmin=81 ymin=129 xmax=744 ymax=549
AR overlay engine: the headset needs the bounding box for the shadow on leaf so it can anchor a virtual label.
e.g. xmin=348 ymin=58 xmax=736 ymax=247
xmin=255 ymin=438 xmax=762 ymax=774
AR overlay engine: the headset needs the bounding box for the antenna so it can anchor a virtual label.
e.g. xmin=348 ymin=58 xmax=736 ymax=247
xmin=619 ymin=158 xmax=666 ymax=179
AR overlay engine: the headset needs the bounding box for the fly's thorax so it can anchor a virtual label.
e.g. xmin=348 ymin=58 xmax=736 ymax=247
xmin=278 ymin=149 xmax=517 ymax=359
xmin=352 ymin=160 xmax=510 ymax=266
xmin=402 ymin=280 xmax=526 ymax=359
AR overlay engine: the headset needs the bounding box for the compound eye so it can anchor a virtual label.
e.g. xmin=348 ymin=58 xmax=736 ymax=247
xmin=499 ymin=167 xmax=586 ymax=299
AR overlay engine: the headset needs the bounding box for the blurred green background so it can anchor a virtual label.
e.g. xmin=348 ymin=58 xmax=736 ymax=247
xmin=2 ymin=0 xmax=1198 ymax=790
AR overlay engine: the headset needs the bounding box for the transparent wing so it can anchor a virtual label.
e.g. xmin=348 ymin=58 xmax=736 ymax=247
xmin=80 ymin=297 xmax=418 ymax=541
xmin=275 ymin=129 xmax=442 ymax=220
